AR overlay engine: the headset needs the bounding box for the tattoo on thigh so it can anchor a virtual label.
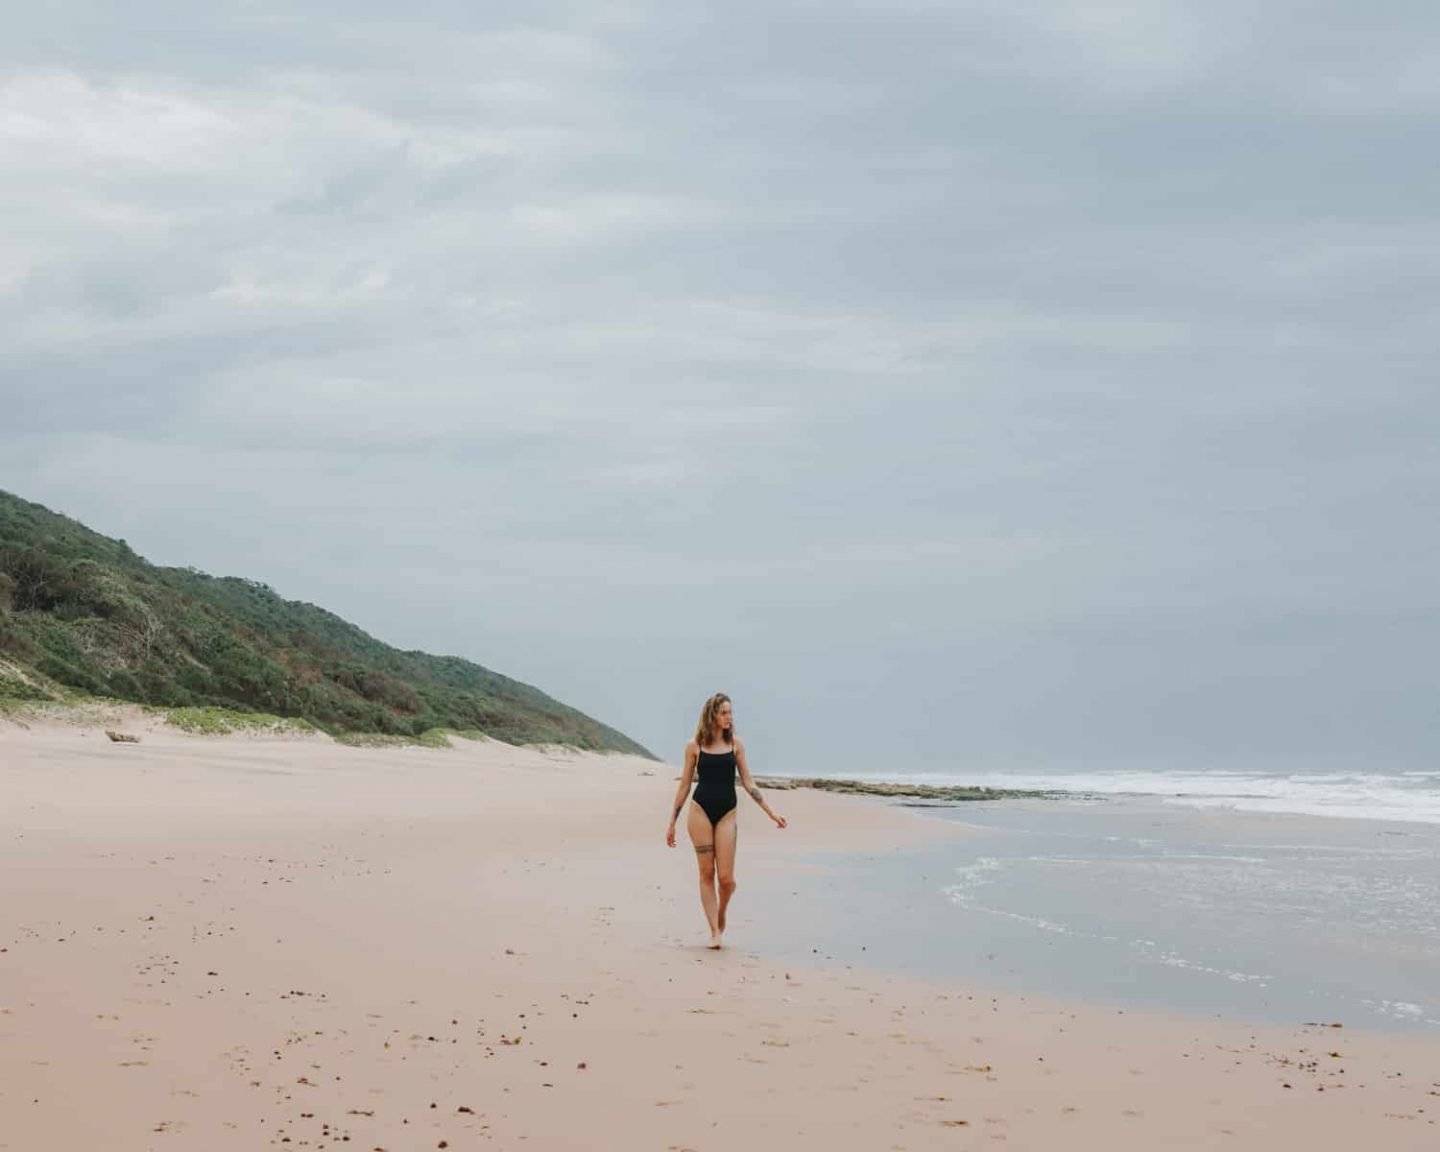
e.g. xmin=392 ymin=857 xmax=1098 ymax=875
xmin=694 ymin=843 xmax=714 ymax=855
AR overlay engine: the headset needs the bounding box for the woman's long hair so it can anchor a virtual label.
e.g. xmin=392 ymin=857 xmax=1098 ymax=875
xmin=693 ymin=692 xmax=733 ymax=749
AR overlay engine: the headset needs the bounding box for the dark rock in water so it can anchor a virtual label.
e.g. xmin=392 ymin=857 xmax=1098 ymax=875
xmin=754 ymin=776 xmax=1059 ymax=802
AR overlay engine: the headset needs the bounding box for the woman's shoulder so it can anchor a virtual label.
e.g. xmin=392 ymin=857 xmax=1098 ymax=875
xmin=684 ymin=738 xmax=700 ymax=756
xmin=732 ymin=735 xmax=746 ymax=753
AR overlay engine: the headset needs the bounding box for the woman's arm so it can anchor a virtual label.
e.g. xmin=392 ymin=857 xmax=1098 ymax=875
xmin=735 ymin=738 xmax=787 ymax=829
xmin=666 ymin=742 xmax=699 ymax=847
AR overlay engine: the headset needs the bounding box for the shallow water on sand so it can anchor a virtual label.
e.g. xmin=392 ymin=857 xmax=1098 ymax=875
xmin=750 ymin=798 xmax=1440 ymax=1032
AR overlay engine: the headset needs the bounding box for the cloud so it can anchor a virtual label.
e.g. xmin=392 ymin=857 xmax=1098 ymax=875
xmin=3 ymin=1 xmax=1438 ymax=770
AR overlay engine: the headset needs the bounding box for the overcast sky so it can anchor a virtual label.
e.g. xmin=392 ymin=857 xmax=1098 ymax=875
xmin=3 ymin=2 xmax=1438 ymax=775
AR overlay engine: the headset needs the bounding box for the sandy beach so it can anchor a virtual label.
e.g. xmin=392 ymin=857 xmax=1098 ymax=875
xmin=2 ymin=713 xmax=1437 ymax=1150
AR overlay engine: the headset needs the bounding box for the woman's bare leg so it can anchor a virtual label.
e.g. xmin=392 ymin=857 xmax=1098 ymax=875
xmin=713 ymin=810 xmax=738 ymax=934
xmin=686 ymin=801 xmax=722 ymax=948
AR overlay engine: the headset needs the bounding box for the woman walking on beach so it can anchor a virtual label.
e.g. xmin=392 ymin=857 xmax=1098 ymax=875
xmin=666 ymin=693 xmax=787 ymax=948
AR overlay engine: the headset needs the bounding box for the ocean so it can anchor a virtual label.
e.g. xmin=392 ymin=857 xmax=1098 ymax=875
xmin=845 ymin=766 xmax=1440 ymax=826
xmin=756 ymin=768 xmax=1440 ymax=1032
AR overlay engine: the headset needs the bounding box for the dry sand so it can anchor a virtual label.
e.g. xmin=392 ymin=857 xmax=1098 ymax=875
xmin=2 ymin=710 xmax=1437 ymax=1150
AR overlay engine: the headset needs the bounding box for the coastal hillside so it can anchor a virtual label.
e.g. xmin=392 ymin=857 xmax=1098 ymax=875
xmin=0 ymin=489 xmax=652 ymax=755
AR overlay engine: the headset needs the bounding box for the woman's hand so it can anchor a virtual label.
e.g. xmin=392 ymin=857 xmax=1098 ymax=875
xmin=771 ymin=812 xmax=788 ymax=830
xmin=666 ymin=821 xmax=677 ymax=847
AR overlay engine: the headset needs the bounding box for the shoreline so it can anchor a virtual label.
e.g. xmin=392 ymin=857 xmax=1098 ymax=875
xmin=3 ymin=720 xmax=1438 ymax=1149
xmin=743 ymin=796 xmax=1440 ymax=1036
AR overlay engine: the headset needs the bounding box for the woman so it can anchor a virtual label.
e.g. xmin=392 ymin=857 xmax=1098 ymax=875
xmin=665 ymin=692 xmax=787 ymax=948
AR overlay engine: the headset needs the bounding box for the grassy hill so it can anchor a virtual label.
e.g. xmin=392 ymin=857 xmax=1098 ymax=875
xmin=0 ymin=489 xmax=652 ymax=756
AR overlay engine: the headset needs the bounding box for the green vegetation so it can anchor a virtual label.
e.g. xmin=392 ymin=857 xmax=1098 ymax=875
xmin=0 ymin=489 xmax=653 ymax=756
xmin=164 ymin=707 xmax=316 ymax=736
xmin=0 ymin=670 xmax=53 ymax=702
xmin=332 ymin=728 xmax=454 ymax=749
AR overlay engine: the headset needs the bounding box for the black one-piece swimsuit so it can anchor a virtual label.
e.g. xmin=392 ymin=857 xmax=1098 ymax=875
xmin=692 ymin=747 xmax=738 ymax=827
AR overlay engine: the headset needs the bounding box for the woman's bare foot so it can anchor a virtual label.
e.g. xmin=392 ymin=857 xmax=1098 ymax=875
xmin=708 ymin=929 xmax=723 ymax=949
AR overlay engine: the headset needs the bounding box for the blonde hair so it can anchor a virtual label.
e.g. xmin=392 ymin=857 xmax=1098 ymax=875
xmin=693 ymin=692 xmax=734 ymax=749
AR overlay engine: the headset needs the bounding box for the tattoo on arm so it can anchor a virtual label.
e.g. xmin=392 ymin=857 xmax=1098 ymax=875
xmin=746 ymin=785 xmax=763 ymax=804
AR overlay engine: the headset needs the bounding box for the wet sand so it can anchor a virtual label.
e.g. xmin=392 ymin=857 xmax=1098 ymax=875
xmin=2 ymin=712 xmax=1437 ymax=1149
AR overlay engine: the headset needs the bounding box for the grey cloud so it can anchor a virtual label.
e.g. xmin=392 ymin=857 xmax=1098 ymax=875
xmin=3 ymin=1 xmax=1438 ymax=771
